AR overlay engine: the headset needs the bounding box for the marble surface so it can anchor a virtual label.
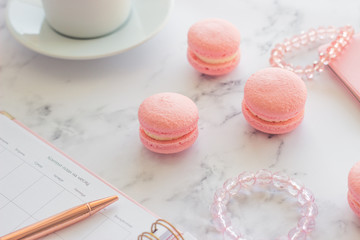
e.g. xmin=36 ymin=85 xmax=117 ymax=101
xmin=1 ymin=0 xmax=360 ymax=239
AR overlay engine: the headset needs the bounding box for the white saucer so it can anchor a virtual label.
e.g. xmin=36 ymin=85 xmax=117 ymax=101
xmin=6 ymin=0 xmax=173 ymax=60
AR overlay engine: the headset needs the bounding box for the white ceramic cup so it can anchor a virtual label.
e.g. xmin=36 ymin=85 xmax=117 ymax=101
xmin=41 ymin=0 xmax=132 ymax=39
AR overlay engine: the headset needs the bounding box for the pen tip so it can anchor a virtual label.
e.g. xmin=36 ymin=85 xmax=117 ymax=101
xmin=89 ymin=195 xmax=118 ymax=214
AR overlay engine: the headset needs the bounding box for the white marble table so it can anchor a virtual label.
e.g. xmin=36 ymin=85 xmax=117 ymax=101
xmin=1 ymin=0 xmax=360 ymax=239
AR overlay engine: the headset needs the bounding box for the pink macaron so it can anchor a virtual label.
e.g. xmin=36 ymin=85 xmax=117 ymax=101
xmin=138 ymin=92 xmax=199 ymax=154
xmin=242 ymin=67 xmax=307 ymax=134
xmin=348 ymin=161 xmax=360 ymax=217
xmin=187 ymin=18 xmax=241 ymax=76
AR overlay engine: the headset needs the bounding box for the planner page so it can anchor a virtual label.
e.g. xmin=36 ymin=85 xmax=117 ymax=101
xmin=0 ymin=113 xmax=159 ymax=240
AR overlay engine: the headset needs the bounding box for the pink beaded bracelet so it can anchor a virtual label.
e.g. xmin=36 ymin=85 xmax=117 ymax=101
xmin=269 ymin=25 xmax=354 ymax=80
xmin=211 ymin=170 xmax=318 ymax=240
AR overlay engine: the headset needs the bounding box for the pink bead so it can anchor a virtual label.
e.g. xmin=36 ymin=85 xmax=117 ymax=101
xmin=283 ymin=38 xmax=292 ymax=52
xmin=271 ymin=48 xmax=283 ymax=57
xmin=342 ymin=30 xmax=350 ymax=38
xmin=299 ymin=32 xmax=308 ymax=45
xmin=287 ymin=179 xmax=303 ymax=196
xmin=326 ymin=26 xmax=337 ymax=39
xmin=223 ymin=178 xmax=237 ymax=191
xmin=275 ymin=43 xmax=285 ymax=54
xmin=214 ymin=188 xmax=230 ymax=203
xmin=229 ymin=184 xmax=242 ymax=195
xmin=298 ymin=216 xmax=316 ymax=233
xmin=337 ymin=36 xmax=347 ymax=46
xmin=326 ymin=46 xmax=337 ymax=58
xmin=304 ymin=65 xmax=314 ymax=80
xmin=308 ymin=28 xmax=317 ymax=42
xmin=269 ymin=57 xmax=276 ymax=67
xmin=285 ymin=63 xmax=294 ymax=72
xmin=317 ymin=26 xmax=326 ymax=39
xmin=345 ymin=34 xmax=352 ymax=41
xmin=288 ymin=227 xmax=307 ymax=240
xmin=313 ymin=61 xmax=324 ymax=73
xmin=223 ymin=178 xmax=241 ymax=195
xmin=238 ymin=172 xmax=255 ymax=187
xmin=344 ymin=26 xmax=354 ymax=41
xmin=291 ymin=35 xmax=300 ymax=48
xmin=272 ymin=172 xmax=290 ymax=189
xmin=293 ymin=66 xmax=304 ymax=75
xmin=213 ymin=215 xmax=231 ymax=232
xmin=331 ymin=41 xmax=342 ymax=53
xmin=297 ymin=188 xmax=315 ymax=205
xmin=269 ymin=55 xmax=282 ymax=67
xmin=223 ymin=227 xmax=242 ymax=240
xmin=320 ymin=54 xmax=331 ymax=65
xmin=277 ymin=60 xmax=286 ymax=69
xmin=255 ymin=169 xmax=272 ymax=185
xmin=300 ymin=202 xmax=318 ymax=217
xmin=210 ymin=203 xmax=226 ymax=217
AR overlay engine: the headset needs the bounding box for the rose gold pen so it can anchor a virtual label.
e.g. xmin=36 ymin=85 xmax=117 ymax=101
xmin=0 ymin=195 xmax=119 ymax=240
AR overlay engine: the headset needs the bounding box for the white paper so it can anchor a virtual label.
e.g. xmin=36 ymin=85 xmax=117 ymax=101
xmin=0 ymin=114 xmax=158 ymax=239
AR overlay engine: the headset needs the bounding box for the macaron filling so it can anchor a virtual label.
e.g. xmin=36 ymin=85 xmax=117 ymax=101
xmin=193 ymin=51 xmax=239 ymax=65
xmin=139 ymin=127 xmax=199 ymax=154
xmin=244 ymin=100 xmax=302 ymax=123
xmin=243 ymin=101 xmax=304 ymax=123
xmin=143 ymin=127 xmax=196 ymax=141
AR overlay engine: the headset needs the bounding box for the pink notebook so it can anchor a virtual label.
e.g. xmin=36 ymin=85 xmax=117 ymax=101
xmin=327 ymin=33 xmax=360 ymax=101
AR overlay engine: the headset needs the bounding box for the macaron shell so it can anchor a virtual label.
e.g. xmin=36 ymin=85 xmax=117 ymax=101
xmin=187 ymin=18 xmax=240 ymax=59
xmin=348 ymin=191 xmax=360 ymax=217
xmin=138 ymin=93 xmax=199 ymax=140
xmin=244 ymin=68 xmax=307 ymax=122
xmin=140 ymin=126 xmax=198 ymax=154
xmin=348 ymin=161 xmax=360 ymax=205
xmin=187 ymin=49 xmax=240 ymax=76
xmin=242 ymin=100 xmax=304 ymax=134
